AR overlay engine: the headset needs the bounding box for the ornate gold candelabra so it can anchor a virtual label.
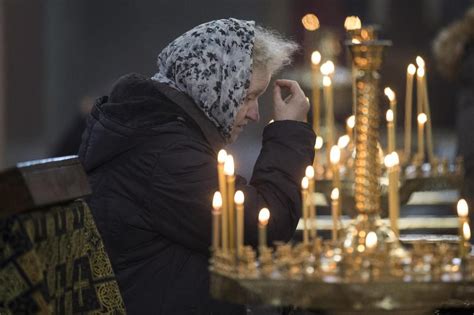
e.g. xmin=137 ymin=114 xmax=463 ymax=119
xmin=209 ymin=25 xmax=473 ymax=315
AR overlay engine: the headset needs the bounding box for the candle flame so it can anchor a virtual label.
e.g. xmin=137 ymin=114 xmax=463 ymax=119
xmin=344 ymin=16 xmax=362 ymax=30
xmin=337 ymin=135 xmax=350 ymax=149
xmin=386 ymin=109 xmax=394 ymax=122
xmin=463 ymin=222 xmax=471 ymax=240
xmin=330 ymin=145 xmax=341 ymax=165
xmin=223 ymin=155 xmax=235 ymax=176
xmin=351 ymin=38 xmax=361 ymax=44
xmin=212 ymin=191 xmax=222 ymax=210
xmin=457 ymin=199 xmax=469 ymax=217
xmin=315 ymin=136 xmax=324 ymax=150
xmin=258 ymin=208 xmax=270 ymax=226
xmin=268 ymin=119 xmax=274 ymax=124
xmin=417 ymin=113 xmax=427 ymax=125
xmin=234 ymin=190 xmax=245 ymax=205
xmin=407 ymin=64 xmax=416 ymax=75
xmin=218 ymin=149 xmax=227 ymax=164
xmin=331 ymin=187 xmax=339 ymax=200
xmin=322 ymin=76 xmax=332 ymax=87
xmin=417 ymin=67 xmax=425 ymax=78
xmin=416 ymin=56 xmax=425 ymax=68
xmin=320 ymin=61 xmax=335 ymax=75
xmin=302 ymin=13 xmax=320 ymax=31
xmin=365 ymin=231 xmax=378 ymax=249
xmin=305 ymin=165 xmax=315 ymax=179
xmin=346 ymin=115 xmax=356 ymax=129
xmin=384 ymin=87 xmax=395 ymax=102
xmin=301 ymin=176 xmax=309 ymax=190
xmin=384 ymin=152 xmax=399 ymax=168
xmin=311 ymin=51 xmax=321 ymax=65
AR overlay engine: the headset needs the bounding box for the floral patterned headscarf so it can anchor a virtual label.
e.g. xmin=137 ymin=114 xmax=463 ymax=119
xmin=151 ymin=18 xmax=255 ymax=139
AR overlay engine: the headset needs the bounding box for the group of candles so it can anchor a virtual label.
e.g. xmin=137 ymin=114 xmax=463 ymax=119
xmin=213 ymin=149 xmax=270 ymax=256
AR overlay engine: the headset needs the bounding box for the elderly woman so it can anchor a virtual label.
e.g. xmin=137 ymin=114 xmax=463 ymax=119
xmin=79 ymin=18 xmax=315 ymax=314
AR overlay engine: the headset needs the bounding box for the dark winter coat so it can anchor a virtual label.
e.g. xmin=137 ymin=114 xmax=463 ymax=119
xmin=79 ymin=73 xmax=315 ymax=314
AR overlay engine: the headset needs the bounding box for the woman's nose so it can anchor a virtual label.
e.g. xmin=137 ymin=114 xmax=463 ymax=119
xmin=246 ymin=102 xmax=260 ymax=122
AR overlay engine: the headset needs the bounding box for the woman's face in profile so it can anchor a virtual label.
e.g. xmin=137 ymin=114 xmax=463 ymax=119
xmin=230 ymin=67 xmax=271 ymax=142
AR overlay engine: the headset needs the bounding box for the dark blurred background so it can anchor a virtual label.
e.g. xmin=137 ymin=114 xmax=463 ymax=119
xmin=1 ymin=0 xmax=472 ymax=179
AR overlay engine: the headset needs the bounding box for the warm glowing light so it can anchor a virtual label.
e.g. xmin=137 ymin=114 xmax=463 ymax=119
xmin=212 ymin=191 xmax=222 ymax=210
xmin=218 ymin=149 xmax=227 ymax=164
xmin=351 ymin=38 xmax=361 ymax=44
xmin=322 ymin=76 xmax=331 ymax=87
xmin=417 ymin=113 xmax=427 ymax=125
xmin=234 ymin=190 xmax=244 ymax=205
xmin=258 ymin=208 xmax=270 ymax=226
xmin=417 ymin=67 xmax=425 ymax=78
xmin=311 ymin=51 xmax=321 ymax=65
xmin=416 ymin=56 xmax=425 ymax=68
xmin=366 ymin=231 xmax=378 ymax=249
xmin=346 ymin=115 xmax=355 ymax=129
xmin=463 ymin=222 xmax=471 ymax=240
xmin=223 ymin=155 xmax=235 ymax=176
xmin=407 ymin=64 xmax=416 ymax=75
xmin=386 ymin=109 xmax=394 ymax=122
xmin=301 ymin=177 xmax=309 ymax=190
xmin=315 ymin=136 xmax=324 ymax=150
xmin=457 ymin=199 xmax=469 ymax=217
xmin=268 ymin=119 xmax=274 ymax=124
xmin=344 ymin=16 xmax=362 ymax=30
xmin=384 ymin=87 xmax=395 ymax=102
xmin=330 ymin=145 xmax=341 ymax=165
xmin=302 ymin=14 xmax=320 ymax=31
xmin=320 ymin=61 xmax=335 ymax=75
xmin=337 ymin=135 xmax=350 ymax=149
xmin=305 ymin=165 xmax=315 ymax=179
xmin=331 ymin=187 xmax=339 ymax=200
xmin=384 ymin=152 xmax=399 ymax=168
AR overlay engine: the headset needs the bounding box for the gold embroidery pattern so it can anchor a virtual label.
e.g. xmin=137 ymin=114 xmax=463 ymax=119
xmin=0 ymin=200 xmax=126 ymax=314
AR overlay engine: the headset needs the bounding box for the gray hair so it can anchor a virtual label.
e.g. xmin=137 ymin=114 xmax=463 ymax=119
xmin=252 ymin=25 xmax=299 ymax=75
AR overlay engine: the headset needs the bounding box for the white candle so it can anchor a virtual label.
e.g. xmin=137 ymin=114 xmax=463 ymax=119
xmin=217 ymin=150 xmax=228 ymax=251
xmin=258 ymin=208 xmax=270 ymax=251
xmin=212 ymin=191 xmax=222 ymax=251
xmin=417 ymin=113 xmax=427 ymax=162
xmin=331 ymin=188 xmax=340 ymax=242
xmin=234 ymin=190 xmax=245 ymax=255
xmin=305 ymin=166 xmax=317 ymax=239
xmin=301 ymin=177 xmax=309 ymax=246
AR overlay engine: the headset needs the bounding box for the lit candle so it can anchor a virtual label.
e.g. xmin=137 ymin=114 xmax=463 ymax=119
xmin=258 ymin=208 xmax=270 ymax=251
xmin=301 ymin=177 xmax=309 ymax=246
xmin=457 ymin=199 xmax=469 ymax=258
xmin=322 ymin=75 xmax=335 ymax=165
xmin=365 ymin=231 xmax=378 ymax=252
xmin=234 ymin=190 xmax=245 ymax=256
xmin=313 ymin=136 xmax=324 ymax=170
xmin=302 ymin=13 xmax=320 ymax=31
xmin=386 ymin=109 xmax=395 ymax=153
xmin=330 ymin=145 xmax=341 ymax=196
xmin=217 ymin=150 xmax=228 ymax=251
xmin=463 ymin=222 xmax=471 ymax=258
xmin=224 ymin=155 xmax=235 ymax=252
xmin=384 ymin=152 xmax=400 ymax=237
xmin=337 ymin=135 xmax=350 ymax=150
xmin=212 ymin=191 xmax=222 ymax=251
xmin=416 ymin=63 xmax=424 ymax=124
xmin=311 ymin=51 xmax=322 ymax=135
xmin=346 ymin=115 xmax=355 ymax=150
xmin=405 ymin=64 xmax=416 ymax=159
xmin=331 ymin=188 xmax=340 ymax=242
xmin=305 ymin=166 xmax=317 ymax=240
xmin=344 ymin=16 xmax=362 ymax=31
xmin=417 ymin=113 xmax=427 ymax=162
xmin=420 ymin=64 xmax=435 ymax=165
xmin=384 ymin=88 xmax=397 ymax=152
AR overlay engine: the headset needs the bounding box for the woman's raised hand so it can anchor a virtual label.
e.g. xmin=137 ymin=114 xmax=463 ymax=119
xmin=272 ymin=79 xmax=309 ymax=122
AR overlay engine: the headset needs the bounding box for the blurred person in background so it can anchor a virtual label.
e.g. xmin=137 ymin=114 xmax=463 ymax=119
xmin=79 ymin=18 xmax=315 ymax=314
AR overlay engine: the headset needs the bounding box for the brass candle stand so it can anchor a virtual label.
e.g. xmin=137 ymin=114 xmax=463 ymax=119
xmin=210 ymin=29 xmax=473 ymax=315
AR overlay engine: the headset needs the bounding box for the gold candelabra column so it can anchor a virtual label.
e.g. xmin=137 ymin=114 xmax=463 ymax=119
xmin=349 ymin=41 xmax=388 ymax=215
